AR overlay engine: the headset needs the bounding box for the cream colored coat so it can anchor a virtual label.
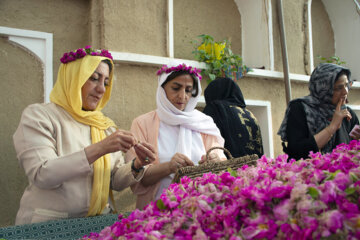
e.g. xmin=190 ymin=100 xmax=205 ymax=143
xmin=13 ymin=103 xmax=141 ymax=225
xmin=126 ymin=111 xmax=225 ymax=210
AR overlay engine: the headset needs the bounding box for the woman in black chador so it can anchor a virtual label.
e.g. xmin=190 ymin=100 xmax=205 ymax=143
xmin=203 ymin=77 xmax=264 ymax=158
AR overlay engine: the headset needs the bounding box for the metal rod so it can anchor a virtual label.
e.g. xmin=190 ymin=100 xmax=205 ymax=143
xmin=277 ymin=0 xmax=292 ymax=105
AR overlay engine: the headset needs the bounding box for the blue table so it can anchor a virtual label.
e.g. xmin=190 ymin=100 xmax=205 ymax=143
xmin=0 ymin=214 xmax=120 ymax=240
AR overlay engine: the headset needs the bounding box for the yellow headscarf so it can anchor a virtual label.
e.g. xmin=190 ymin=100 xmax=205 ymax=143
xmin=50 ymin=55 xmax=116 ymax=216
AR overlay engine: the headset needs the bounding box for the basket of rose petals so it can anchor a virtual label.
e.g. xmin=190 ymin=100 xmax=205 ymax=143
xmin=172 ymin=147 xmax=258 ymax=183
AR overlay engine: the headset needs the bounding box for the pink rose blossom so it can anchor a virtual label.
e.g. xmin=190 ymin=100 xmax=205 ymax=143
xmin=82 ymin=140 xmax=360 ymax=239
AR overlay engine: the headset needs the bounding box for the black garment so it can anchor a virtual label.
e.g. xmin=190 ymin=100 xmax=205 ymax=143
xmin=278 ymin=63 xmax=352 ymax=153
xmin=284 ymin=100 xmax=359 ymax=160
xmin=203 ymin=77 xmax=263 ymax=158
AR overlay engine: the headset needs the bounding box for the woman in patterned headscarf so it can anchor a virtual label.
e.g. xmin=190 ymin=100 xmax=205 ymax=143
xmin=278 ymin=63 xmax=360 ymax=160
xmin=203 ymin=77 xmax=264 ymax=158
xmin=13 ymin=46 xmax=155 ymax=225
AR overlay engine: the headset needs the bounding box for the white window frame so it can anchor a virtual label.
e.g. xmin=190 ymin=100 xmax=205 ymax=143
xmin=0 ymin=26 xmax=53 ymax=103
xmin=197 ymin=97 xmax=274 ymax=158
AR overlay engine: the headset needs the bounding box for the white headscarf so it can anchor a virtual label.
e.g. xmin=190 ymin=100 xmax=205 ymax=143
xmin=156 ymin=63 xmax=224 ymax=158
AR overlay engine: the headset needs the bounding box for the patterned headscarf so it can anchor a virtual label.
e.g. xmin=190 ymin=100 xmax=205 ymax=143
xmin=50 ymin=54 xmax=116 ymax=216
xmin=278 ymin=63 xmax=351 ymax=153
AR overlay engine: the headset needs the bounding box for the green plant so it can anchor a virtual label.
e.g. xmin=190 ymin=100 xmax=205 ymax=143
xmin=317 ymin=55 xmax=346 ymax=65
xmin=192 ymin=34 xmax=250 ymax=84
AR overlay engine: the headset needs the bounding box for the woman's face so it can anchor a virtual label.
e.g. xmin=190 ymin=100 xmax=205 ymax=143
xmin=81 ymin=62 xmax=110 ymax=111
xmin=163 ymin=74 xmax=194 ymax=111
xmin=331 ymin=74 xmax=349 ymax=106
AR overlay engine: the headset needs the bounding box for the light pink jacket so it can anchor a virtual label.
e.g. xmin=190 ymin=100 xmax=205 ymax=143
xmin=126 ymin=111 xmax=225 ymax=209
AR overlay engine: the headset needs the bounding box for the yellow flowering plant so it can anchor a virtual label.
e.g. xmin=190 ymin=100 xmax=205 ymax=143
xmin=192 ymin=34 xmax=250 ymax=83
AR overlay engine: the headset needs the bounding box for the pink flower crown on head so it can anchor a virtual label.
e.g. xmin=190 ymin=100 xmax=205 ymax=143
xmin=156 ymin=63 xmax=202 ymax=81
xmin=60 ymin=45 xmax=113 ymax=64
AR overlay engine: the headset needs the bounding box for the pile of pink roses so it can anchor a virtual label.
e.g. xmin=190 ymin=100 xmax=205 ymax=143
xmin=83 ymin=141 xmax=360 ymax=239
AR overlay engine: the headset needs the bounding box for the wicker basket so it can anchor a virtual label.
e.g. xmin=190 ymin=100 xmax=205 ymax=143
xmin=172 ymin=147 xmax=259 ymax=183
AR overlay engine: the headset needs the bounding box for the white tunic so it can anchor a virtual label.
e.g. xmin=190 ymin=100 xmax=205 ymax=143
xmin=155 ymin=121 xmax=205 ymax=199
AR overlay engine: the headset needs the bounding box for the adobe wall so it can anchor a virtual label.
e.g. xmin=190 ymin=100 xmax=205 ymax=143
xmin=1 ymin=0 xmax=359 ymax=227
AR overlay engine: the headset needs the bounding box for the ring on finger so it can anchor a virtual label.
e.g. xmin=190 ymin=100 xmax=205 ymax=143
xmin=144 ymin=157 xmax=150 ymax=163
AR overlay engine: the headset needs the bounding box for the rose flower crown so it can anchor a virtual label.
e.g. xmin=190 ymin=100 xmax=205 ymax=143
xmin=60 ymin=45 xmax=113 ymax=64
xmin=157 ymin=63 xmax=202 ymax=81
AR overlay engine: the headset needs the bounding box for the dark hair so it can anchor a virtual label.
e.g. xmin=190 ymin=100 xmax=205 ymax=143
xmin=335 ymin=69 xmax=352 ymax=89
xmin=101 ymin=59 xmax=113 ymax=74
xmin=161 ymin=70 xmax=199 ymax=97
xmin=335 ymin=69 xmax=349 ymax=81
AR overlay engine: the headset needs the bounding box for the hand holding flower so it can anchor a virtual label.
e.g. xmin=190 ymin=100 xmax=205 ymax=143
xmin=168 ymin=153 xmax=194 ymax=173
xmin=199 ymin=152 xmax=221 ymax=164
xmin=85 ymin=129 xmax=136 ymax=164
xmin=133 ymin=142 xmax=156 ymax=168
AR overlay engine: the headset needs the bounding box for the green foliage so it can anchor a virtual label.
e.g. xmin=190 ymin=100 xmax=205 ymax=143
xmin=307 ymin=187 xmax=319 ymax=199
xmin=192 ymin=34 xmax=251 ymax=84
xmin=345 ymin=187 xmax=356 ymax=195
xmin=227 ymin=167 xmax=237 ymax=177
xmin=317 ymin=55 xmax=346 ymax=65
xmin=156 ymin=199 xmax=166 ymax=210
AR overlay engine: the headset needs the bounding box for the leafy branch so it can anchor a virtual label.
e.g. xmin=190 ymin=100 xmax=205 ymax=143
xmin=192 ymin=34 xmax=250 ymax=84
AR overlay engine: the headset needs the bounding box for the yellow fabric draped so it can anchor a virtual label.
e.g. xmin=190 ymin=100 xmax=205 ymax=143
xmin=50 ymin=55 xmax=116 ymax=216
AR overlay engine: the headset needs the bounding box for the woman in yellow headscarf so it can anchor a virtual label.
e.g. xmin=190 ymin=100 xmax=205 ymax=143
xmin=13 ymin=46 xmax=156 ymax=225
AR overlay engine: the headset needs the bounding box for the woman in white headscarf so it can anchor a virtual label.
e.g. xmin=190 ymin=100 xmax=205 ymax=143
xmin=126 ymin=63 xmax=225 ymax=209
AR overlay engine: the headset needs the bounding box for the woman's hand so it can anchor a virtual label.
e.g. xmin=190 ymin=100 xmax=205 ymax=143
xmin=102 ymin=129 xmax=137 ymax=153
xmin=168 ymin=153 xmax=194 ymax=173
xmin=133 ymin=142 xmax=156 ymax=169
xmin=330 ymin=98 xmax=352 ymax=131
xmin=199 ymin=153 xmax=221 ymax=164
xmin=85 ymin=129 xmax=137 ymax=164
xmin=350 ymin=125 xmax=360 ymax=140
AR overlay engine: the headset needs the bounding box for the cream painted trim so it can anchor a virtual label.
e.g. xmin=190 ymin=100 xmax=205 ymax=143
xmin=0 ymin=26 xmax=53 ymax=103
xmin=245 ymin=100 xmax=274 ymax=158
xmin=111 ymin=51 xmax=306 ymax=82
xmin=248 ymin=68 xmax=310 ymax=82
xmin=267 ymin=0 xmax=275 ymax=71
xmin=307 ymin=0 xmax=314 ymax=72
xmin=110 ymin=51 xmax=360 ymax=89
xmin=167 ymin=0 xmax=174 ymax=58
xmin=111 ymin=51 xmax=206 ymax=68
xmin=198 ymin=96 xmax=274 ymax=158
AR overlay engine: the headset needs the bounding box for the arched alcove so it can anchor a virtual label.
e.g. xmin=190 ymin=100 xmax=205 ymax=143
xmin=173 ymin=0 xmax=242 ymax=62
xmin=234 ymin=0 xmax=274 ymax=70
xmin=0 ymin=26 xmax=53 ymax=103
xmin=311 ymin=0 xmax=360 ymax=81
